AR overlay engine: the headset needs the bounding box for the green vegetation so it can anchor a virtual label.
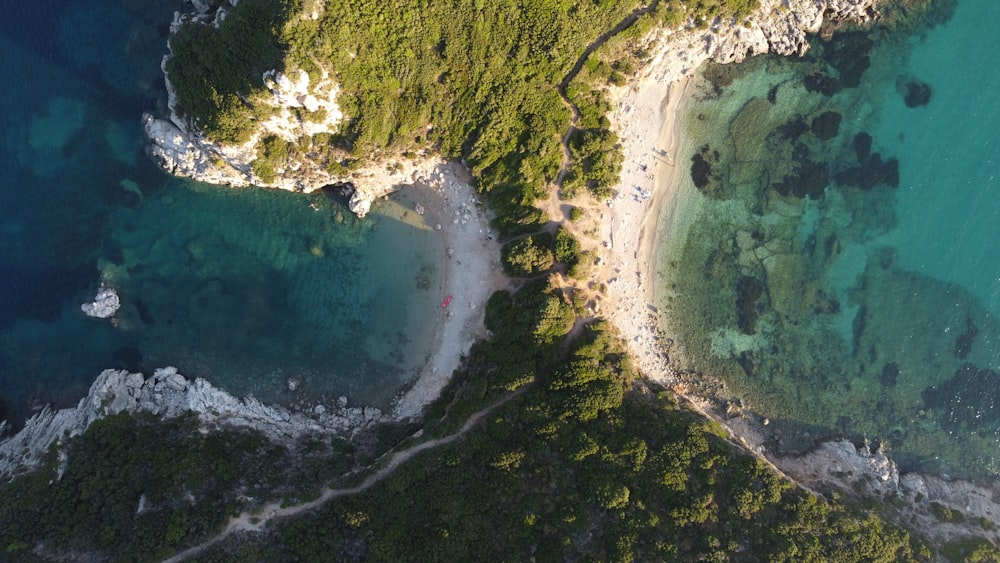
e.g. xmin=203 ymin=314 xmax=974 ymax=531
xmin=250 ymin=134 xmax=293 ymax=183
xmin=501 ymin=233 xmax=556 ymax=277
xmin=167 ymin=0 xmax=761 ymax=235
xmin=931 ymin=501 xmax=967 ymax=524
xmin=0 ymin=283 xmax=938 ymax=562
xmin=0 ymin=413 xmax=344 ymax=561
xmin=941 ymin=537 xmax=1000 ymax=563
xmin=188 ymin=284 xmax=926 ymax=562
xmin=555 ymin=225 xmax=589 ymax=277
xmin=166 ymin=0 xmax=293 ymax=143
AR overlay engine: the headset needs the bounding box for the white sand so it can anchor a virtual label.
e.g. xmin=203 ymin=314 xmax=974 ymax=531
xmin=391 ymin=163 xmax=510 ymax=419
xmin=599 ymin=76 xmax=693 ymax=383
xmin=538 ymin=74 xmax=694 ymax=384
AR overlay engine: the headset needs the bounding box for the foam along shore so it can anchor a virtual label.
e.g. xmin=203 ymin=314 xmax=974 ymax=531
xmin=0 ymin=162 xmax=508 ymax=479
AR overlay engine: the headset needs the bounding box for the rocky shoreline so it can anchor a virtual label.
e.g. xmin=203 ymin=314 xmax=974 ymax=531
xmin=601 ymin=0 xmax=1000 ymax=549
xmin=0 ymin=367 xmax=386 ymax=480
xmin=142 ymin=0 xmax=439 ymax=218
xmin=6 ymin=0 xmax=995 ymax=550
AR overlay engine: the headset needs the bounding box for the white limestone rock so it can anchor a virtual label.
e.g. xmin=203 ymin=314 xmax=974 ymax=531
xmin=0 ymin=367 xmax=388 ymax=480
xmin=628 ymin=0 xmax=878 ymax=88
xmin=773 ymin=438 xmax=900 ymax=496
xmin=146 ymin=0 xmax=877 ymax=219
xmin=81 ymin=285 xmax=120 ymax=319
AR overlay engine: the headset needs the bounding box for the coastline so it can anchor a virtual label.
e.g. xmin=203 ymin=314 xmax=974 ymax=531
xmin=598 ymin=76 xmax=692 ymax=382
xmin=390 ymin=162 xmax=510 ymax=419
xmin=0 ymin=161 xmax=508 ymax=477
xmin=596 ymin=5 xmax=1000 ymax=549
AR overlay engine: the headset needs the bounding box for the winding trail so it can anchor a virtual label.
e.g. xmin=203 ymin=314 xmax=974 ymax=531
xmin=163 ymin=387 xmax=528 ymax=563
xmin=553 ymin=0 xmax=661 ymax=188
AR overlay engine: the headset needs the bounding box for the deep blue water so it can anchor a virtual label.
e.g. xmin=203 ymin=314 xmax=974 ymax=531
xmin=656 ymin=0 xmax=1000 ymax=478
xmin=0 ymin=0 xmax=444 ymax=430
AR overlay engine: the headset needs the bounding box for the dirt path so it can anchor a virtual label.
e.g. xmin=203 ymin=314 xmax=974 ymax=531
xmin=163 ymin=387 xmax=528 ymax=563
xmin=552 ymin=0 xmax=662 ymax=190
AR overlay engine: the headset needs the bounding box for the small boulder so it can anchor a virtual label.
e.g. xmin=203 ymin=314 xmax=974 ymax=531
xmin=81 ymin=285 xmax=120 ymax=319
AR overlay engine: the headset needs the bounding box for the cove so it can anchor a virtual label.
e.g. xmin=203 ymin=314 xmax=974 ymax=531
xmin=656 ymin=0 xmax=1000 ymax=479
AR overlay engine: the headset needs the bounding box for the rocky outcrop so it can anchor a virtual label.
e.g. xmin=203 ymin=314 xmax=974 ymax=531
xmin=143 ymin=1 xmax=428 ymax=218
xmin=635 ymin=0 xmax=879 ymax=86
xmin=774 ymin=439 xmax=901 ymax=495
xmin=146 ymin=1 xmax=878 ymax=218
xmin=0 ymin=367 xmax=386 ymax=480
xmin=773 ymin=439 xmax=1000 ymax=547
xmin=80 ymin=284 xmax=120 ymax=319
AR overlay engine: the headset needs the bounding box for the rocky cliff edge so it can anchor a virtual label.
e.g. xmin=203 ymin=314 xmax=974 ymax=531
xmin=635 ymin=0 xmax=879 ymax=87
xmin=0 ymin=367 xmax=385 ymax=480
xmin=144 ymin=1 xmax=436 ymax=218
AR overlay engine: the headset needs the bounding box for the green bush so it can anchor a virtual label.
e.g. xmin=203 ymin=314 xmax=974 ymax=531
xmin=501 ymin=233 xmax=555 ymax=277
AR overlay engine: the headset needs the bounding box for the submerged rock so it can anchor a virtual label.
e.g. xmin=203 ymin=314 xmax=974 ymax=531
xmin=880 ymin=362 xmax=900 ymax=388
xmin=820 ymin=30 xmax=875 ymax=88
xmin=772 ymin=143 xmax=830 ymax=200
xmin=690 ymin=145 xmax=723 ymax=197
xmin=899 ymin=78 xmax=933 ymax=108
xmin=736 ymin=276 xmax=765 ymax=335
xmin=775 ymin=115 xmax=809 ymax=140
xmin=803 ymin=72 xmax=841 ymax=96
xmin=851 ymin=131 xmax=872 ymax=163
xmin=922 ymin=363 xmax=1000 ymax=432
xmin=954 ymin=316 xmax=978 ymax=359
xmin=810 ymin=110 xmax=842 ymax=140
xmin=834 ymin=152 xmax=899 ymax=190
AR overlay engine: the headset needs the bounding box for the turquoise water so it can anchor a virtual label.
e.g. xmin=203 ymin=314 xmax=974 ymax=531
xmin=657 ymin=1 xmax=999 ymax=478
xmin=0 ymin=0 xmax=444 ymax=430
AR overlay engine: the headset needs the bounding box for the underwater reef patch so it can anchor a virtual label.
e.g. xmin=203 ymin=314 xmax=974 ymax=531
xmin=819 ymin=31 xmax=875 ymax=88
xmin=899 ymin=77 xmax=933 ymax=108
xmin=775 ymin=115 xmax=810 ymax=141
xmin=736 ymin=275 xmax=764 ymax=335
xmin=690 ymin=145 xmax=723 ymax=197
xmin=835 ymin=152 xmax=899 ymax=190
xmin=803 ymin=72 xmax=842 ymax=96
xmin=810 ymin=111 xmax=842 ymax=141
xmin=880 ymin=362 xmax=900 ymax=388
xmin=954 ymin=316 xmax=978 ymax=359
xmin=851 ymin=132 xmax=873 ymax=163
xmin=771 ymin=143 xmax=830 ymax=200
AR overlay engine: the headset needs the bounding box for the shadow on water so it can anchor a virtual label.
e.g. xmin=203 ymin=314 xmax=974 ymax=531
xmin=0 ymin=0 xmax=444 ymax=434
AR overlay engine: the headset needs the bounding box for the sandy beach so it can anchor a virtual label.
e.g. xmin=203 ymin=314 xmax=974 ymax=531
xmin=602 ymin=76 xmax=693 ymax=382
xmin=390 ymin=162 xmax=510 ymax=420
xmin=542 ymin=73 xmax=694 ymax=386
xmin=580 ymin=28 xmax=1000 ymax=549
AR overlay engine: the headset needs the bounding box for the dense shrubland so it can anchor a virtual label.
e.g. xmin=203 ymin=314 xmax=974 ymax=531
xmin=0 ymin=282 xmax=933 ymax=562
xmin=0 ymin=413 xmax=346 ymax=561
xmin=167 ymin=0 xmax=762 ymax=235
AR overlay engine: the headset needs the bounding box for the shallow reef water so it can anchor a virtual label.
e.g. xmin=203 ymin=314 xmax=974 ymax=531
xmin=657 ymin=0 xmax=1000 ymax=479
xmin=0 ymin=0 xmax=444 ymax=431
